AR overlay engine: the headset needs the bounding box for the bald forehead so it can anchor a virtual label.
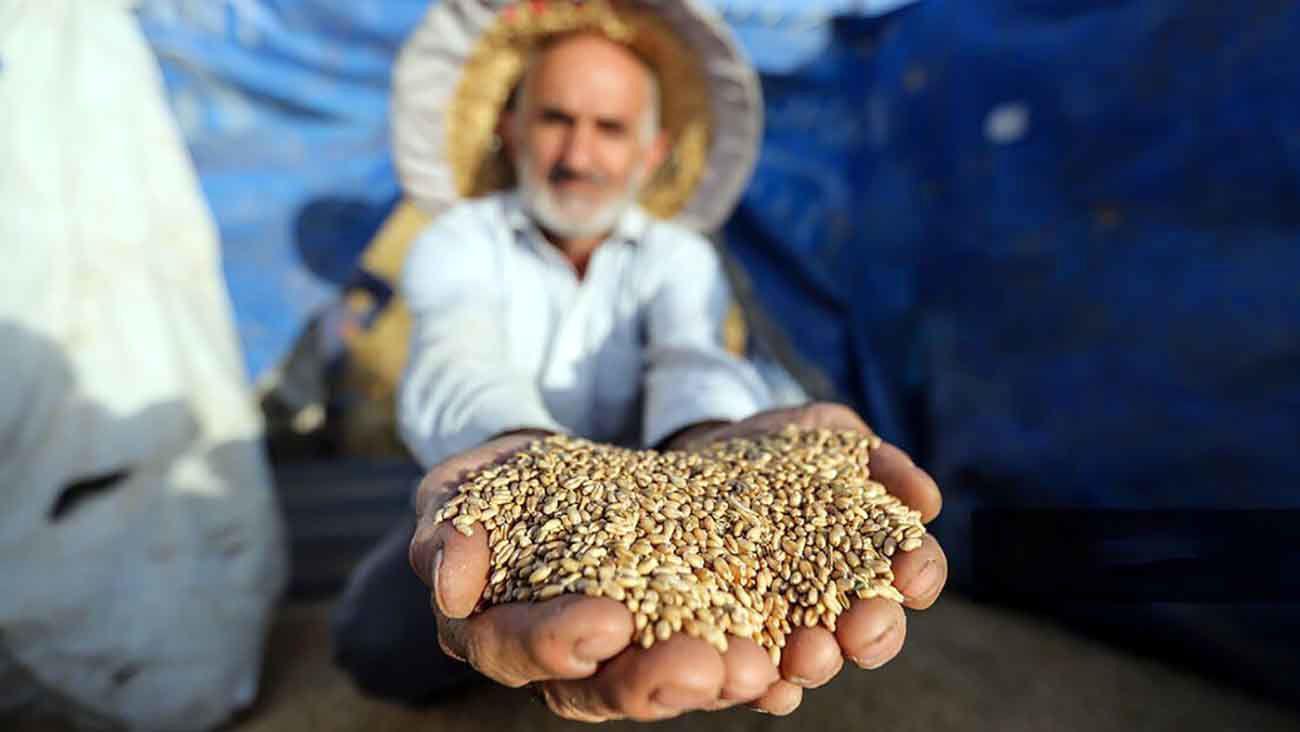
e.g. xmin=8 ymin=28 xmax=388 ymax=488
xmin=523 ymin=32 xmax=655 ymax=116
xmin=533 ymin=32 xmax=654 ymax=88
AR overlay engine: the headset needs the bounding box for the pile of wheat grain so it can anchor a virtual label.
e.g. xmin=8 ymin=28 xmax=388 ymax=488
xmin=435 ymin=426 xmax=926 ymax=666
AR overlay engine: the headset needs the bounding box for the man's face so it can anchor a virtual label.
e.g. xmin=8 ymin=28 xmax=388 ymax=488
xmin=509 ymin=33 xmax=665 ymax=240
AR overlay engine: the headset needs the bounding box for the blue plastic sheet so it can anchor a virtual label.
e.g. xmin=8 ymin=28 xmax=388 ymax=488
xmin=138 ymin=1 xmax=423 ymax=378
xmin=722 ymin=1 xmax=1300 ymax=504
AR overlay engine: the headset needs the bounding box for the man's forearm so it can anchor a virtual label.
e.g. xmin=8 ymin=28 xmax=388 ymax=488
xmin=657 ymin=420 xmax=731 ymax=452
xmin=399 ymin=356 xmax=563 ymax=467
xmin=490 ymin=427 xmax=561 ymax=442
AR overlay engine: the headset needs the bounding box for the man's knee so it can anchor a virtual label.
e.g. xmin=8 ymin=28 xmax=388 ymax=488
xmin=330 ymin=517 xmax=459 ymax=703
xmin=330 ymin=548 xmax=421 ymax=689
xmin=331 ymin=592 xmax=387 ymax=680
xmin=330 ymin=581 xmax=481 ymax=705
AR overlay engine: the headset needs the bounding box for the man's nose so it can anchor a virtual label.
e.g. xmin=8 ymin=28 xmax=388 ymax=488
xmin=558 ymin=123 xmax=596 ymax=172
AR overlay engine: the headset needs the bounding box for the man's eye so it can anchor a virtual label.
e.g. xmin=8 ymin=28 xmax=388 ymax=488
xmin=597 ymin=121 xmax=627 ymax=136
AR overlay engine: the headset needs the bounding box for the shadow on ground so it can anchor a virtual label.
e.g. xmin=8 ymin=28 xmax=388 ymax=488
xmin=18 ymin=596 xmax=1283 ymax=732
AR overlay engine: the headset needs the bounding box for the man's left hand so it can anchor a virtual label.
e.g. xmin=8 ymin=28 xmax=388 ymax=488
xmin=666 ymin=402 xmax=948 ymax=715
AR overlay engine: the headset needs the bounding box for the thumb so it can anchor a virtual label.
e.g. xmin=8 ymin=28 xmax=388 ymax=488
xmin=408 ymin=433 xmax=544 ymax=618
xmin=410 ymin=516 xmax=491 ymax=620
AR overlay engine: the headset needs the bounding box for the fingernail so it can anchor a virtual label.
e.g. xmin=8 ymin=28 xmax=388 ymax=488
xmin=901 ymin=559 xmax=938 ymax=600
xmin=431 ymin=547 xmax=446 ymax=613
xmin=651 ymin=685 xmax=713 ymax=711
xmin=788 ymin=676 xmax=812 ymax=687
xmin=852 ymin=652 xmax=895 ymax=670
xmin=850 ymin=621 xmax=899 ymax=669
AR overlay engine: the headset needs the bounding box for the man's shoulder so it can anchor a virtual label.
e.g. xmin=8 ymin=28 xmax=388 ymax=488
xmin=634 ymin=208 xmax=716 ymax=259
xmin=636 ymin=216 xmax=724 ymax=279
xmin=408 ymin=194 xmax=512 ymax=259
xmin=420 ymin=192 xmax=512 ymax=237
xmin=404 ymin=194 xmax=512 ymax=289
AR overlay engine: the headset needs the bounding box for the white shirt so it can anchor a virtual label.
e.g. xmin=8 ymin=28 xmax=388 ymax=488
xmin=398 ymin=192 xmax=771 ymax=468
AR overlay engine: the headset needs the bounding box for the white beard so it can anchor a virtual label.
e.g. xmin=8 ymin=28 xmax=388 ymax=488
xmin=515 ymin=154 xmax=648 ymax=240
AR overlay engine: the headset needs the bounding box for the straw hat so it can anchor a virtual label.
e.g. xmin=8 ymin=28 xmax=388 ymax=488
xmin=391 ymin=0 xmax=762 ymax=233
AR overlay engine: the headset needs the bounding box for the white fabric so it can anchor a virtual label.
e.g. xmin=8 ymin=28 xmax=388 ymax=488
xmin=399 ymin=192 xmax=771 ymax=468
xmin=391 ymin=0 xmax=762 ymax=231
xmin=0 ymin=2 xmax=287 ymax=730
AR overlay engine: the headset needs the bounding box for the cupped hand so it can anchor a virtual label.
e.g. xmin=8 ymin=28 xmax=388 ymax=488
xmin=408 ymin=402 xmax=947 ymax=721
xmin=667 ymin=402 xmax=948 ymax=714
xmin=408 ymin=433 xmax=780 ymax=721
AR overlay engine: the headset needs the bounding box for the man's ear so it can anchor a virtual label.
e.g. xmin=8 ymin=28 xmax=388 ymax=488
xmin=496 ymin=112 xmax=515 ymax=157
xmin=644 ymin=129 xmax=672 ymax=176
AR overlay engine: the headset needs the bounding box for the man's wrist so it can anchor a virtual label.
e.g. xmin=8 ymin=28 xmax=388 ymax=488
xmin=489 ymin=427 xmax=560 ymax=443
xmin=659 ymin=420 xmax=731 ymax=452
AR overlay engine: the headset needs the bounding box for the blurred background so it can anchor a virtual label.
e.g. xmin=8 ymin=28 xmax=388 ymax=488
xmin=5 ymin=0 xmax=1299 ymax=729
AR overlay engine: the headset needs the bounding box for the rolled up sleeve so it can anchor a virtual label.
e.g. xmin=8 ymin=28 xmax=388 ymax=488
xmin=642 ymin=237 xmax=770 ymax=448
xmin=398 ymin=216 xmax=562 ymax=468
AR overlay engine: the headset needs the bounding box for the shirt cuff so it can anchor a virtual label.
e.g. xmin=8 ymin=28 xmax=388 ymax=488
xmin=643 ymin=377 xmax=766 ymax=450
xmin=462 ymin=403 xmax=565 ymax=452
xmin=402 ymin=394 xmax=565 ymax=469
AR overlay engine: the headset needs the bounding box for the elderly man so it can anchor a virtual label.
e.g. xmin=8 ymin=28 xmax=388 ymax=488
xmin=333 ymin=7 xmax=947 ymax=722
xmin=396 ymin=31 xmax=767 ymax=468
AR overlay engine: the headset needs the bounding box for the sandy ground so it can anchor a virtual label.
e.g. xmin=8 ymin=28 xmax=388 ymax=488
xmin=9 ymin=595 xmax=1299 ymax=731
xmin=12 ymin=595 xmax=1272 ymax=732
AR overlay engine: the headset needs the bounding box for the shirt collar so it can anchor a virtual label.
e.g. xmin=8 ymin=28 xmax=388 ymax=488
xmin=503 ymin=190 xmax=652 ymax=249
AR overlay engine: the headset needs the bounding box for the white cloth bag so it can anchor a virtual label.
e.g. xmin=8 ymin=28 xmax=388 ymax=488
xmin=0 ymin=1 xmax=287 ymax=729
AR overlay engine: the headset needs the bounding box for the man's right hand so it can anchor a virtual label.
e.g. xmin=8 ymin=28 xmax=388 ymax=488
xmin=407 ymin=434 xmax=784 ymax=721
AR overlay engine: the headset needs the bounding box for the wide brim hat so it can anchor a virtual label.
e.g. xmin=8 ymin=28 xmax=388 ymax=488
xmin=391 ymin=0 xmax=762 ymax=233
